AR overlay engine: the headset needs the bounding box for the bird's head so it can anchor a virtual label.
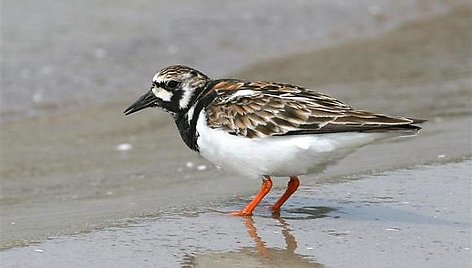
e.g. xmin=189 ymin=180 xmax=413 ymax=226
xmin=124 ymin=65 xmax=210 ymax=117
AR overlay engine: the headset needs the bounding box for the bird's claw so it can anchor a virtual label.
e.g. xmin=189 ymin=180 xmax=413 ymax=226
xmin=228 ymin=211 xmax=253 ymax=217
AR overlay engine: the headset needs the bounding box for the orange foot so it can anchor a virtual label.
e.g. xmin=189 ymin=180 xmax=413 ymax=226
xmin=228 ymin=211 xmax=253 ymax=217
xmin=271 ymin=209 xmax=281 ymax=217
xmin=228 ymin=176 xmax=273 ymax=217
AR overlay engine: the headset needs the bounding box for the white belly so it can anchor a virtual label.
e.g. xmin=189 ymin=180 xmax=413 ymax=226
xmin=196 ymin=111 xmax=387 ymax=177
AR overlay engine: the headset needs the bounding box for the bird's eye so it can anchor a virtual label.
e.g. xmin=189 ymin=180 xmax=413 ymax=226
xmin=166 ymin=80 xmax=179 ymax=89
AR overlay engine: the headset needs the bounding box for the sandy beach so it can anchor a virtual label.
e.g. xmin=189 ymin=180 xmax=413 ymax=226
xmin=2 ymin=1 xmax=471 ymax=267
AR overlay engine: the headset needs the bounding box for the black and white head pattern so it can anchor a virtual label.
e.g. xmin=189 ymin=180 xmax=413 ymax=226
xmin=150 ymin=65 xmax=209 ymax=117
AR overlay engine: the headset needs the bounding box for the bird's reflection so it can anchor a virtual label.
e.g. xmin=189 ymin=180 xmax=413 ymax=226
xmin=243 ymin=215 xmax=296 ymax=259
xmin=182 ymin=214 xmax=323 ymax=268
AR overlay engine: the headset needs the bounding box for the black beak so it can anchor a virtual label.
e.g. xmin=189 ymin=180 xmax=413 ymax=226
xmin=124 ymin=90 xmax=159 ymax=115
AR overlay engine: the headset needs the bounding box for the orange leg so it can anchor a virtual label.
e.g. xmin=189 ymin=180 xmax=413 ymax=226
xmin=230 ymin=176 xmax=273 ymax=216
xmin=271 ymin=176 xmax=300 ymax=212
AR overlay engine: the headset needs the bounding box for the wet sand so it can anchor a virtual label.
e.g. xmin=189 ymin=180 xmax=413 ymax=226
xmin=2 ymin=3 xmax=472 ymax=268
xmin=3 ymin=161 xmax=471 ymax=267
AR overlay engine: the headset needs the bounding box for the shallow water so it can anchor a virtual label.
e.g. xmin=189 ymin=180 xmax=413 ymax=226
xmin=3 ymin=161 xmax=471 ymax=268
xmin=2 ymin=2 xmax=472 ymax=268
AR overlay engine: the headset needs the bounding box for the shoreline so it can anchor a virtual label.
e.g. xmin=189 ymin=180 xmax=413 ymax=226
xmin=2 ymin=5 xmax=471 ymax=264
xmin=3 ymin=160 xmax=471 ymax=267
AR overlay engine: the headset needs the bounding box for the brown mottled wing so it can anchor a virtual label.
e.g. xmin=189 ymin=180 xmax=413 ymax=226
xmin=205 ymin=80 xmax=424 ymax=138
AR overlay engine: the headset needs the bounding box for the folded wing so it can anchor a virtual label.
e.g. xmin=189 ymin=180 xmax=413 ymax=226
xmin=205 ymin=81 xmax=425 ymax=138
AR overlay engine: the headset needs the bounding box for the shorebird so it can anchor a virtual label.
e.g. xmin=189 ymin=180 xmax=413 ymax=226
xmin=124 ymin=65 xmax=425 ymax=216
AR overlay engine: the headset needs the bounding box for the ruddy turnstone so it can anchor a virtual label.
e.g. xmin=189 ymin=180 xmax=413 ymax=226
xmin=124 ymin=65 xmax=425 ymax=216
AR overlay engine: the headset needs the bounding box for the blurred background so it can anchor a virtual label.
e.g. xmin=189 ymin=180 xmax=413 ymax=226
xmin=2 ymin=1 xmax=471 ymax=267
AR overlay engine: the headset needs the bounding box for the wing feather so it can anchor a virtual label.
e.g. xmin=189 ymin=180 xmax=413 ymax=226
xmin=205 ymin=80 xmax=423 ymax=138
